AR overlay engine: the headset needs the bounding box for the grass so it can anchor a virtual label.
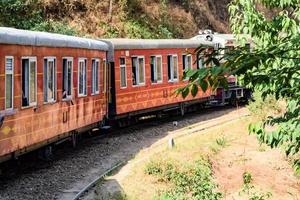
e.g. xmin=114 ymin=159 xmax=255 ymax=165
xmin=146 ymin=158 xmax=223 ymax=200
xmin=111 ymin=118 xmax=249 ymax=200
xmin=95 ymin=114 xmax=299 ymax=200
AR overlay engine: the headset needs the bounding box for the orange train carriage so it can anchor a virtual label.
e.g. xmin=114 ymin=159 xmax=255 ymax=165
xmin=0 ymin=28 xmax=217 ymax=163
xmin=0 ymin=28 xmax=109 ymax=162
xmin=103 ymin=39 xmax=214 ymax=125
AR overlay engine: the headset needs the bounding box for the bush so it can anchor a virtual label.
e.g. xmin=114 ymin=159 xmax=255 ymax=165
xmin=31 ymin=20 xmax=77 ymax=36
xmin=0 ymin=0 xmax=43 ymax=29
xmin=247 ymin=90 xmax=284 ymax=121
xmin=146 ymin=159 xmax=222 ymax=200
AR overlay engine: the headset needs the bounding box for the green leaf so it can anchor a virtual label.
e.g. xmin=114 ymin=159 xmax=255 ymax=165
xmin=191 ymin=84 xmax=199 ymax=97
xmin=182 ymin=87 xmax=190 ymax=99
xmin=198 ymin=79 xmax=208 ymax=92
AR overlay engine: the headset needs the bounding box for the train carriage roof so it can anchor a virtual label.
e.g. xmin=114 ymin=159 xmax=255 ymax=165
xmin=102 ymin=38 xmax=214 ymax=62
xmin=0 ymin=27 xmax=109 ymax=51
xmin=102 ymin=38 xmax=213 ymax=49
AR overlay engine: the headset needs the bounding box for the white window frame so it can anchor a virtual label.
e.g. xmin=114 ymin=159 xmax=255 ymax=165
xmin=62 ymin=57 xmax=73 ymax=100
xmin=91 ymin=58 xmax=100 ymax=95
xmin=131 ymin=56 xmax=145 ymax=86
xmin=43 ymin=57 xmax=57 ymax=103
xmin=120 ymin=57 xmax=127 ymax=89
xmin=78 ymin=58 xmax=87 ymax=97
xmin=183 ymin=54 xmax=193 ymax=71
xmin=21 ymin=56 xmax=37 ymax=108
xmin=5 ymin=56 xmax=14 ymax=110
xmin=197 ymin=54 xmax=204 ymax=69
xmin=103 ymin=59 xmax=107 ymax=93
xmin=168 ymin=54 xmax=179 ymax=82
xmin=150 ymin=55 xmax=163 ymax=84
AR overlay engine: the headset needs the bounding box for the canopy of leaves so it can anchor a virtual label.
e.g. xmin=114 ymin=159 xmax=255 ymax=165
xmin=179 ymin=0 xmax=300 ymax=170
xmin=0 ymin=0 xmax=77 ymax=35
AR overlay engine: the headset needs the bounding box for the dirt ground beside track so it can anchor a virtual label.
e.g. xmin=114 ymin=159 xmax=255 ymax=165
xmin=86 ymin=108 xmax=300 ymax=200
xmin=213 ymin=132 xmax=300 ymax=200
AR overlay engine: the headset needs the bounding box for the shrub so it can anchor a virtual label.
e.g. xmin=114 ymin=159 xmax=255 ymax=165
xmin=247 ymin=90 xmax=284 ymax=121
xmin=0 ymin=0 xmax=43 ymax=29
xmin=31 ymin=20 xmax=77 ymax=36
xmin=146 ymin=159 xmax=222 ymax=200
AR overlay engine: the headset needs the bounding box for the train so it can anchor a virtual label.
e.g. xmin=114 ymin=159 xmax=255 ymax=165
xmin=0 ymin=27 xmax=250 ymax=163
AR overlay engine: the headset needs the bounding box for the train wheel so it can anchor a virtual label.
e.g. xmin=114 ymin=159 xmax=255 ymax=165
xmin=38 ymin=145 xmax=53 ymax=161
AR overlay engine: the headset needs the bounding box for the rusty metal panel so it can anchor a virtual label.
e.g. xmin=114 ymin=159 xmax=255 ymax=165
xmin=113 ymin=48 xmax=212 ymax=115
xmin=0 ymin=44 xmax=107 ymax=158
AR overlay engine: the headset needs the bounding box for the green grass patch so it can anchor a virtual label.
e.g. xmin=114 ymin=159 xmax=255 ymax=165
xmin=145 ymin=158 xmax=222 ymax=200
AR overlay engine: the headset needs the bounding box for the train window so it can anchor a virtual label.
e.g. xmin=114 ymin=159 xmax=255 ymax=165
xmin=44 ymin=57 xmax=56 ymax=103
xmin=182 ymin=54 xmax=192 ymax=71
xmin=22 ymin=57 xmax=37 ymax=107
xmin=167 ymin=55 xmax=178 ymax=82
xmin=5 ymin=56 xmax=14 ymax=110
xmin=150 ymin=56 xmax=162 ymax=83
xmin=120 ymin=57 xmax=127 ymax=88
xmin=132 ymin=56 xmax=145 ymax=86
xmin=91 ymin=59 xmax=100 ymax=95
xmin=197 ymin=55 xmax=204 ymax=69
xmin=62 ymin=57 xmax=73 ymax=100
xmin=78 ymin=58 xmax=87 ymax=97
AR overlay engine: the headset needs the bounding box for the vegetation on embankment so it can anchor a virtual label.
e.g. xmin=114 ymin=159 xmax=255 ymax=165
xmin=0 ymin=0 xmax=231 ymax=38
xmin=93 ymin=112 xmax=299 ymax=200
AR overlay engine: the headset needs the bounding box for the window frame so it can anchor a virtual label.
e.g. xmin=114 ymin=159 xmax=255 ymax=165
xmin=62 ymin=57 xmax=73 ymax=101
xmin=91 ymin=58 xmax=100 ymax=95
xmin=119 ymin=57 xmax=127 ymax=89
xmin=150 ymin=55 xmax=163 ymax=84
xmin=43 ymin=56 xmax=57 ymax=104
xmin=5 ymin=56 xmax=14 ymax=110
xmin=103 ymin=59 xmax=107 ymax=94
xmin=197 ymin=54 xmax=205 ymax=69
xmin=131 ymin=56 xmax=145 ymax=87
xmin=21 ymin=56 xmax=37 ymax=108
xmin=167 ymin=54 xmax=179 ymax=83
xmin=182 ymin=54 xmax=193 ymax=71
xmin=78 ymin=58 xmax=87 ymax=97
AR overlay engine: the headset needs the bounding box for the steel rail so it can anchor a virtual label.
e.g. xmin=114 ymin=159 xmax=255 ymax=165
xmin=71 ymin=110 xmax=250 ymax=200
xmin=71 ymin=160 xmax=127 ymax=200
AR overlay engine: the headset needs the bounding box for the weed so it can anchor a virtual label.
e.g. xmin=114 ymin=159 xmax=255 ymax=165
xmin=215 ymin=136 xmax=228 ymax=147
xmin=243 ymin=171 xmax=253 ymax=185
xmin=146 ymin=158 xmax=222 ymax=200
xmin=247 ymin=90 xmax=284 ymax=121
xmin=240 ymin=171 xmax=272 ymax=200
xmin=145 ymin=160 xmax=163 ymax=176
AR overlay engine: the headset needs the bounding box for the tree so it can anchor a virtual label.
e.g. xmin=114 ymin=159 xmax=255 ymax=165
xmin=178 ymin=0 xmax=300 ymax=170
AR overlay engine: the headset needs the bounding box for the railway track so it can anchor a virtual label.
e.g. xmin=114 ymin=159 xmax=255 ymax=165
xmin=0 ymin=106 xmax=248 ymax=200
xmin=70 ymin=107 xmax=249 ymax=200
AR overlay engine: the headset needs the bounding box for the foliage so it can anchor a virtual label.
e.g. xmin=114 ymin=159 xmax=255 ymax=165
xmin=31 ymin=20 xmax=77 ymax=36
xmin=247 ymin=90 xmax=284 ymax=120
xmin=243 ymin=171 xmax=253 ymax=186
xmin=0 ymin=0 xmax=43 ymax=29
xmin=0 ymin=0 xmax=77 ymax=35
xmin=178 ymin=0 xmax=300 ymax=169
xmin=215 ymin=136 xmax=228 ymax=147
xmin=145 ymin=159 xmax=222 ymax=200
xmin=240 ymin=171 xmax=272 ymax=200
xmin=100 ymin=22 xmax=120 ymax=38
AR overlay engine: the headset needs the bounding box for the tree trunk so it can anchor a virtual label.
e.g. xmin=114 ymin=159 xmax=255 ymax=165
xmin=108 ymin=0 xmax=113 ymax=23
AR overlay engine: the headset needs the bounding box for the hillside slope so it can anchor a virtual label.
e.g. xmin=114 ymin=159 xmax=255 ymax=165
xmin=0 ymin=0 xmax=231 ymax=38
